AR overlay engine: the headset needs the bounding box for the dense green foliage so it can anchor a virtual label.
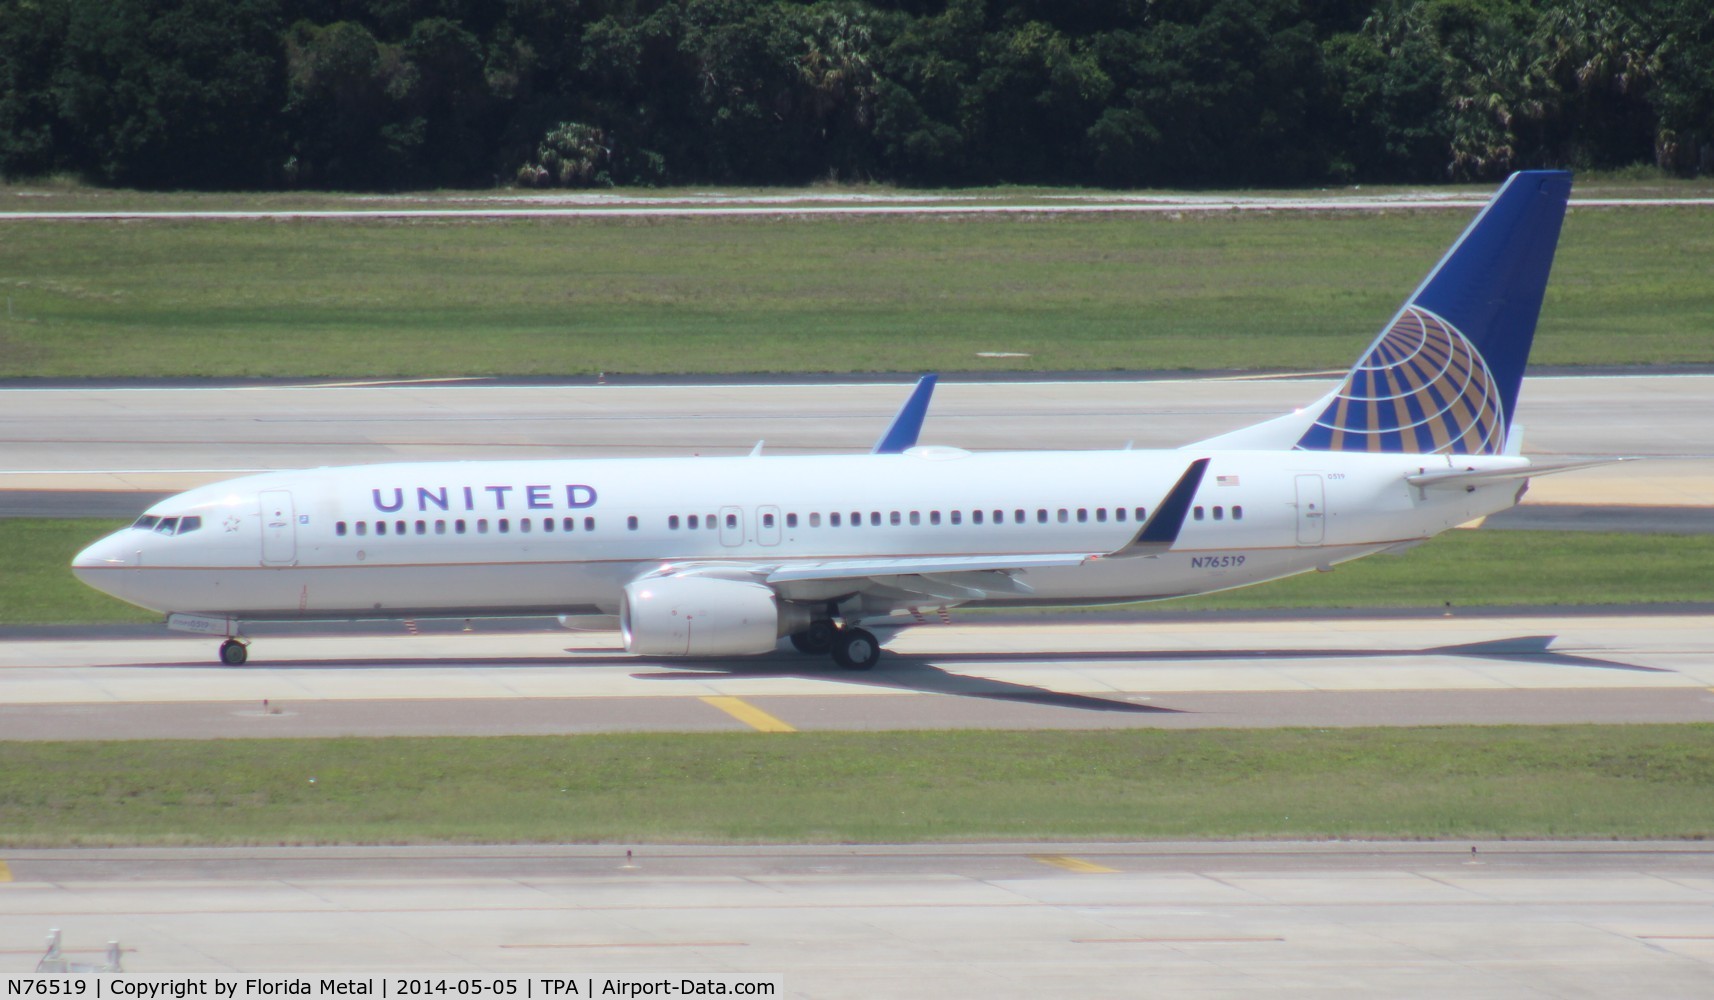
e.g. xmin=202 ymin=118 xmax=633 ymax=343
xmin=3 ymin=0 xmax=1710 ymax=189
xmin=5 ymin=727 xmax=1712 ymax=843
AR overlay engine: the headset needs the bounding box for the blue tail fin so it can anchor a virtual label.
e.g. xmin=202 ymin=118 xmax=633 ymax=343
xmin=1295 ymin=170 xmax=1572 ymax=455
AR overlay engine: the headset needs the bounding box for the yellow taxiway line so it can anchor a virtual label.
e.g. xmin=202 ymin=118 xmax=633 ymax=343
xmin=1031 ymin=855 xmax=1119 ymax=874
xmin=700 ymin=696 xmax=797 ymax=733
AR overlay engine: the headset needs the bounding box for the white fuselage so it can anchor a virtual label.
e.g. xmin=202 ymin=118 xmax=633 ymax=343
xmin=73 ymin=446 xmax=1526 ymax=622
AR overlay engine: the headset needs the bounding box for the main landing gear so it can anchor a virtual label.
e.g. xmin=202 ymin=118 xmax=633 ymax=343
xmin=218 ymin=638 xmax=249 ymax=666
xmin=790 ymin=620 xmax=881 ymax=670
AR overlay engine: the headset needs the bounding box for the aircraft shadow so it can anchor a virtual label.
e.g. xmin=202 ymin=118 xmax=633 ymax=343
xmin=125 ymin=634 xmax=1660 ymax=717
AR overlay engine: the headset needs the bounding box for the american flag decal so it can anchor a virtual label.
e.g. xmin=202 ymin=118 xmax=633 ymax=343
xmin=1216 ymin=475 xmax=1240 ymax=487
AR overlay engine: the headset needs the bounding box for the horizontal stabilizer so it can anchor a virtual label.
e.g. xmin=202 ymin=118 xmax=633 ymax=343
xmin=1406 ymin=457 xmax=1629 ymax=490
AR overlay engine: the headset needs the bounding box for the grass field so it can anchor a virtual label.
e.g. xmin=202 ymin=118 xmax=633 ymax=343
xmin=2 ymin=726 xmax=1709 ymax=845
xmin=2 ymin=203 xmax=1711 ymax=377
xmin=8 ymin=519 xmax=1711 ymax=626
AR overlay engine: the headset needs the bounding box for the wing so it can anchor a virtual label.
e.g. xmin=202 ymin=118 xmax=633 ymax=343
xmin=638 ymin=458 xmax=1210 ymax=607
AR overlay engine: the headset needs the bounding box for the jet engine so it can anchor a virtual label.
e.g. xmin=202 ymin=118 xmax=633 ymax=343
xmin=621 ymin=575 xmax=812 ymax=656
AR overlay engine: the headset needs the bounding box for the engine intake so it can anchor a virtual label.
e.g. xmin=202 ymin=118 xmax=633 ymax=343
xmin=621 ymin=575 xmax=811 ymax=656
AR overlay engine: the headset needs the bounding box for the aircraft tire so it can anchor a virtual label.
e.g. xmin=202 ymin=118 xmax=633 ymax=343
xmin=219 ymin=639 xmax=248 ymax=667
xmin=831 ymin=627 xmax=881 ymax=670
xmin=789 ymin=620 xmax=837 ymax=655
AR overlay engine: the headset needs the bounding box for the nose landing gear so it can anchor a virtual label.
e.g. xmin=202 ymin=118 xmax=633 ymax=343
xmin=218 ymin=638 xmax=250 ymax=666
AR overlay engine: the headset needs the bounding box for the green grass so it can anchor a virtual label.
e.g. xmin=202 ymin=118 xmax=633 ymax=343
xmin=10 ymin=520 xmax=1713 ymax=626
xmin=2 ymin=203 xmax=1711 ymax=377
xmin=0 ymin=519 xmax=155 ymax=624
xmin=2 ymin=726 xmax=1710 ymax=845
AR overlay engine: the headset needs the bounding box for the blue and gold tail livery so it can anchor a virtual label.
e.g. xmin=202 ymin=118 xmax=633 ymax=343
xmin=1296 ymin=171 xmax=1572 ymax=455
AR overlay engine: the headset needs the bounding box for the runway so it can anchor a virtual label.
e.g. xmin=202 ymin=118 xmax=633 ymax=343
xmin=3 ymin=613 xmax=1711 ymax=738
xmin=2 ymin=375 xmax=1710 ymax=514
xmin=2 ymin=842 xmax=1711 ymax=993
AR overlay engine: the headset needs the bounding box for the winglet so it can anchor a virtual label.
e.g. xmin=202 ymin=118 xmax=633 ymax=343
xmin=1107 ymin=458 xmax=1210 ymax=558
xmin=872 ymin=375 xmax=938 ymax=454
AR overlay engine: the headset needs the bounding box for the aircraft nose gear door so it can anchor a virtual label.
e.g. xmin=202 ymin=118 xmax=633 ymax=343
xmin=1294 ymin=475 xmax=1325 ymax=545
xmin=260 ymin=490 xmax=298 ymax=565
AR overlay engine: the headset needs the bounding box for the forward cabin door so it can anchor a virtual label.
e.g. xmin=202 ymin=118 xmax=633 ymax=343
xmin=259 ymin=490 xmax=298 ymax=565
xmin=1294 ymin=475 xmax=1325 ymax=545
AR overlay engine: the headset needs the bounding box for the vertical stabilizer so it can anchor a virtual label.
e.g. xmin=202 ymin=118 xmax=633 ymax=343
xmin=1193 ymin=171 xmax=1571 ymax=454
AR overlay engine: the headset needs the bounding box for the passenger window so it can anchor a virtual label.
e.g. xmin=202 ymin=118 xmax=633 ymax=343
xmin=1057 ymin=509 xmax=1069 ymax=523
xmin=890 ymin=511 xmax=901 ymax=526
xmin=930 ymin=511 xmax=941 ymax=525
xmin=1193 ymin=506 xmax=1205 ymax=521
xmin=499 ymin=519 xmax=510 ymax=533
xmin=669 ymin=515 xmax=680 ymax=530
xmin=1213 ymin=506 xmax=1224 ymax=521
xmin=763 ymin=513 xmax=775 ymax=529
xmin=1115 ymin=508 xmax=1127 ymax=522
xmin=519 ymin=518 xmax=530 ymax=533
xmin=396 ymin=520 xmax=406 ymax=535
xmin=563 ymin=517 xmax=575 ymax=532
xmin=1096 ymin=508 xmax=1107 ymax=522
xmin=540 ymin=518 xmax=552 ymax=533
xmin=809 ymin=513 xmax=821 ymax=528
xmin=336 ymin=521 xmax=347 ymax=537
xmin=972 ymin=510 xmax=983 ymax=525
xmin=1037 ymin=509 xmax=1048 ymax=524
xmin=584 ymin=516 xmax=595 ymax=531
xmin=436 ymin=520 xmax=447 ymax=535
xmin=356 ymin=521 xmax=368 ymax=536
xmin=456 ymin=520 xmax=467 ymax=534
xmin=830 ymin=512 xmax=841 ymax=527
xmin=1234 ymin=505 xmax=1244 ymax=520
xmin=707 ymin=515 xmax=716 ymax=530
xmin=376 ymin=521 xmax=387 ymax=536
xmin=156 ymin=517 xmax=179 ymax=535
xmin=786 ymin=513 xmax=798 ymax=528
xmin=951 ymin=510 xmax=962 ymax=525
xmin=627 ymin=516 xmax=639 ymax=531
xmin=687 ymin=514 xmax=698 ymax=530
xmin=179 ymin=516 xmax=202 ymax=534
xmin=1135 ymin=507 xmax=1147 ymax=521
xmin=870 ymin=512 xmax=881 ymax=526
xmin=725 ymin=513 xmax=738 ymax=529
xmin=908 ymin=511 xmax=919 ymax=526
xmin=415 ymin=520 xmax=426 ymax=535
xmin=477 ymin=519 xmax=489 ymax=533
xmin=1077 ymin=508 xmax=1088 ymax=523
xmin=1015 ymin=510 xmax=1025 ymax=523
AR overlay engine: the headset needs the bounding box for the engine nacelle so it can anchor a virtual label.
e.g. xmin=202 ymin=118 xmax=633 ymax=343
xmin=621 ymin=575 xmax=810 ymax=656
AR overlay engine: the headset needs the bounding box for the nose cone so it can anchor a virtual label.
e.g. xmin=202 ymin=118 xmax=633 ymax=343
xmin=71 ymin=530 xmax=133 ymax=593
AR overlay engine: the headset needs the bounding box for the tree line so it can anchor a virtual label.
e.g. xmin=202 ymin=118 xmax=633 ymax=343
xmin=2 ymin=0 xmax=1710 ymax=190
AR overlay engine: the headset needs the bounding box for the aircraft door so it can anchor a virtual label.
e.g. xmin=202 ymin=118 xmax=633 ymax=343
xmin=757 ymin=505 xmax=781 ymax=546
xmin=1294 ymin=475 xmax=1325 ymax=545
xmin=719 ymin=506 xmax=745 ymax=547
xmin=260 ymin=490 xmax=298 ymax=565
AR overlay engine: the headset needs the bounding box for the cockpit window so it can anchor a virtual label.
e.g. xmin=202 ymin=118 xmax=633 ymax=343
xmin=134 ymin=515 xmax=160 ymax=531
xmin=178 ymin=516 xmax=202 ymax=534
xmin=155 ymin=517 xmax=180 ymax=535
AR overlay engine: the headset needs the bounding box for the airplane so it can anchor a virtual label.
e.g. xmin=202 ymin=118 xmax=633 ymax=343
xmin=74 ymin=170 xmax=1601 ymax=670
